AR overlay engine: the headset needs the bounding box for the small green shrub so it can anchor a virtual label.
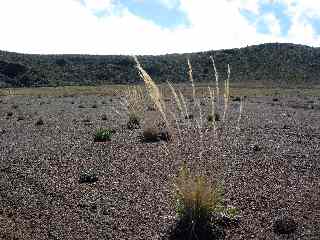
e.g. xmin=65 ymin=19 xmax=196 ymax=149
xmin=94 ymin=128 xmax=114 ymax=142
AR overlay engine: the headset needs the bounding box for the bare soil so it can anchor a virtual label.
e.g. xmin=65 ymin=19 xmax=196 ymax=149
xmin=0 ymin=94 xmax=319 ymax=240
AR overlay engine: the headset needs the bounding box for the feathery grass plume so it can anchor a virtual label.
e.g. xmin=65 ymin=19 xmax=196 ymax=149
xmin=133 ymin=56 xmax=170 ymax=129
xmin=210 ymin=56 xmax=219 ymax=103
xmin=167 ymin=81 xmax=183 ymax=114
xmin=124 ymin=86 xmax=146 ymax=123
xmin=223 ymin=64 xmax=231 ymax=122
xmin=208 ymin=86 xmax=217 ymax=131
xmin=237 ymin=96 xmax=244 ymax=131
xmin=187 ymin=58 xmax=196 ymax=105
xmin=195 ymin=99 xmax=204 ymax=164
xmin=178 ymin=90 xmax=189 ymax=122
xmin=174 ymin=164 xmax=224 ymax=234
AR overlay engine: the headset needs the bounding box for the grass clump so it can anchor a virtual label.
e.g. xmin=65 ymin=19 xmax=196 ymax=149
xmin=127 ymin=114 xmax=140 ymax=130
xmin=124 ymin=86 xmax=146 ymax=129
xmin=173 ymin=165 xmax=224 ymax=239
xmin=94 ymin=128 xmax=114 ymax=142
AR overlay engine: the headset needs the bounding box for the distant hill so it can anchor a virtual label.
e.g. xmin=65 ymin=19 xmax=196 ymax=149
xmin=0 ymin=43 xmax=320 ymax=88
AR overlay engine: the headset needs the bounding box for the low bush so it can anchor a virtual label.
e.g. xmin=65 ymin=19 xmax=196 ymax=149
xmin=94 ymin=128 xmax=114 ymax=142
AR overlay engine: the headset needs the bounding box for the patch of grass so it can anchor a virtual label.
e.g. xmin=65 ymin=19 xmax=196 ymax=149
xmin=127 ymin=114 xmax=140 ymax=130
xmin=94 ymin=128 xmax=114 ymax=142
xmin=173 ymin=165 xmax=224 ymax=239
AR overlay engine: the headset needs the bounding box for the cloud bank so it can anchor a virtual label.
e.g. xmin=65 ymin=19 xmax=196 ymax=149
xmin=0 ymin=0 xmax=319 ymax=55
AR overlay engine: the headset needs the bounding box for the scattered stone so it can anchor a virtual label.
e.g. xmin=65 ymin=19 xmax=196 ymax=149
xmin=17 ymin=116 xmax=24 ymax=121
xmin=273 ymin=216 xmax=297 ymax=235
xmin=185 ymin=114 xmax=194 ymax=120
xmin=252 ymin=144 xmax=262 ymax=152
xmin=142 ymin=127 xmax=160 ymax=142
xmin=232 ymin=96 xmax=241 ymax=102
xmin=101 ymin=114 xmax=108 ymax=121
xmin=79 ymin=172 xmax=98 ymax=184
xmin=208 ymin=113 xmax=220 ymax=122
xmin=35 ymin=118 xmax=44 ymax=126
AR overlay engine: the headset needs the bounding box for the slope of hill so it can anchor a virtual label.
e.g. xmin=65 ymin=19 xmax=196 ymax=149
xmin=0 ymin=43 xmax=320 ymax=88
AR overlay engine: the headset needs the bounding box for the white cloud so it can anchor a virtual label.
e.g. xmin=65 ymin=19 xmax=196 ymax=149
xmin=264 ymin=13 xmax=281 ymax=36
xmin=80 ymin=0 xmax=114 ymax=12
xmin=0 ymin=0 xmax=319 ymax=55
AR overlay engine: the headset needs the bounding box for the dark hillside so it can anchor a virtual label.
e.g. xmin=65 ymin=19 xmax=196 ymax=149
xmin=0 ymin=43 xmax=319 ymax=87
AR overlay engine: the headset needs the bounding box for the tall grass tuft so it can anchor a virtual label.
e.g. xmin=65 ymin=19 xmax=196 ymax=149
xmin=210 ymin=56 xmax=219 ymax=103
xmin=223 ymin=64 xmax=231 ymax=122
xmin=124 ymin=86 xmax=146 ymax=128
xmin=174 ymin=164 xmax=224 ymax=239
xmin=133 ymin=56 xmax=170 ymax=130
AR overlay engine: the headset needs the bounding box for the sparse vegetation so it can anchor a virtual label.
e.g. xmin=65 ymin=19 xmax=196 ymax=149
xmin=94 ymin=128 xmax=114 ymax=142
xmin=173 ymin=165 xmax=224 ymax=239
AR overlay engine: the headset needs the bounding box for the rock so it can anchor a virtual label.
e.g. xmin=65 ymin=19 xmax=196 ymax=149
xmin=35 ymin=118 xmax=44 ymax=126
xmin=79 ymin=172 xmax=98 ymax=184
xmin=252 ymin=144 xmax=262 ymax=152
xmin=273 ymin=216 xmax=297 ymax=235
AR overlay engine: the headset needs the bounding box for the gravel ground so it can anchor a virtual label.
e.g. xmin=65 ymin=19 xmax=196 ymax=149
xmin=0 ymin=94 xmax=319 ymax=240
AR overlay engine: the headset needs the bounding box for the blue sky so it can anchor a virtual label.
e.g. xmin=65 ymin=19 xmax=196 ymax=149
xmin=0 ymin=0 xmax=320 ymax=54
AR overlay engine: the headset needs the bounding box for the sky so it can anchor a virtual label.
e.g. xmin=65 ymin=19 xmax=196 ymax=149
xmin=0 ymin=0 xmax=320 ymax=55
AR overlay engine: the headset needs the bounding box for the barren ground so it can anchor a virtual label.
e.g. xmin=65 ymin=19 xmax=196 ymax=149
xmin=0 ymin=92 xmax=319 ymax=240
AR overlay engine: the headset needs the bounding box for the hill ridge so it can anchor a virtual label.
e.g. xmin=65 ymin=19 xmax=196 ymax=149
xmin=1 ymin=42 xmax=319 ymax=87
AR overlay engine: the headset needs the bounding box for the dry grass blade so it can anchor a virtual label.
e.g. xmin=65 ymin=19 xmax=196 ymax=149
xmin=210 ymin=56 xmax=219 ymax=103
xmin=178 ymin=89 xmax=190 ymax=126
xmin=124 ymin=86 xmax=146 ymax=121
xmin=167 ymin=81 xmax=183 ymax=114
xmin=133 ymin=56 xmax=170 ymax=129
xmin=237 ymin=96 xmax=244 ymax=130
xmin=187 ymin=58 xmax=196 ymax=104
xmin=208 ymin=86 xmax=217 ymax=131
xmin=223 ymin=64 xmax=231 ymax=122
